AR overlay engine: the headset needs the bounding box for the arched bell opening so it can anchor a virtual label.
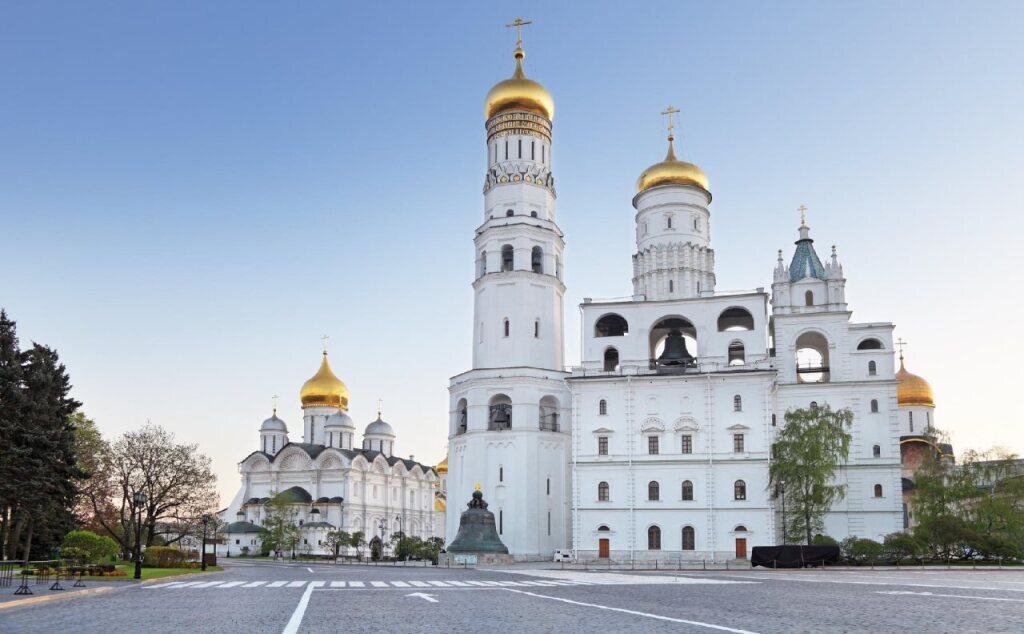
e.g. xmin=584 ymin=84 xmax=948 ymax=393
xmin=455 ymin=398 xmax=468 ymax=435
xmin=488 ymin=394 xmax=512 ymax=431
xmin=795 ymin=330 xmax=830 ymax=383
xmin=539 ymin=395 xmax=560 ymax=432
xmin=649 ymin=317 xmax=697 ymax=369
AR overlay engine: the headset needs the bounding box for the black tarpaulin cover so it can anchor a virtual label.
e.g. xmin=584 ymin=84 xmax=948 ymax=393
xmin=750 ymin=545 xmax=840 ymax=568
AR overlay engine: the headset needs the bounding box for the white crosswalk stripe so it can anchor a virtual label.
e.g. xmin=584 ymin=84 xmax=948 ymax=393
xmin=390 ymin=581 xmax=410 ymax=587
xmin=267 ymin=581 xmax=288 ymax=588
xmin=242 ymin=581 xmax=266 ymax=588
xmin=217 ymin=581 xmax=246 ymax=588
xmin=286 ymin=581 xmax=306 ymax=588
xmin=370 ymin=581 xmax=388 ymax=588
xmin=348 ymin=581 xmax=365 ymax=587
xmin=330 ymin=581 xmax=346 ymax=588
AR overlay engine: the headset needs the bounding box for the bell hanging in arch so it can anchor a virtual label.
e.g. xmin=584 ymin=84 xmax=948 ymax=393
xmin=658 ymin=328 xmax=694 ymax=366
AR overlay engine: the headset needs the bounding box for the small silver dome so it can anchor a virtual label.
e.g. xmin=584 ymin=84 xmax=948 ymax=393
xmin=261 ymin=414 xmax=288 ymax=433
xmin=325 ymin=411 xmax=356 ymax=429
xmin=364 ymin=417 xmax=396 ymax=437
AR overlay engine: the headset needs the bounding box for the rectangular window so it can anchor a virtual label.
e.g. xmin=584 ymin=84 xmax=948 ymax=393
xmin=504 ymin=141 xmax=508 ymax=159
xmin=518 ymin=139 xmax=522 ymax=158
xmin=542 ymin=145 xmax=546 ymax=163
xmin=546 ymin=478 xmax=550 ymax=495
xmin=733 ymin=434 xmax=745 ymax=453
xmin=499 ymin=466 xmax=504 ymax=482
xmin=499 ymin=509 xmax=503 ymax=534
xmin=598 ymin=436 xmax=608 ymax=455
xmin=681 ymin=435 xmax=692 ymax=454
xmin=532 ymin=141 xmax=535 ymax=160
xmin=648 ymin=436 xmax=659 ymax=455
xmin=547 ymin=511 xmax=551 ymax=536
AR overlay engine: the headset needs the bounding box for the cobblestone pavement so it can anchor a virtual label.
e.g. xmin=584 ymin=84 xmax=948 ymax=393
xmin=2 ymin=560 xmax=1023 ymax=633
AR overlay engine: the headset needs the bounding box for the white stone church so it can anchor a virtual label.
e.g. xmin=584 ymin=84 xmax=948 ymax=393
xmin=220 ymin=353 xmax=444 ymax=557
xmin=446 ymin=30 xmax=929 ymax=561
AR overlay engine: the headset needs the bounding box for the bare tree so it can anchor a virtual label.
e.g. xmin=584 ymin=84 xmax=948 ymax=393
xmin=86 ymin=423 xmax=218 ymax=557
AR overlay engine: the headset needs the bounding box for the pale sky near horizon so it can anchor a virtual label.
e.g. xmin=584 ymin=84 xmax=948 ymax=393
xmin=2 ymin=1 xmax=1022 ymax=507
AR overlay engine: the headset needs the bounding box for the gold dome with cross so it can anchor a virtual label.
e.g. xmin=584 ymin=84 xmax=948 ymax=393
xmin=484 ymin=17 xmax=554 ymax=121
xmin=636 ymin=106 xmax=709 ymax=195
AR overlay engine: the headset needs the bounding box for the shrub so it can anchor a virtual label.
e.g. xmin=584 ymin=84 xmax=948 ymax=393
xmin=883 ymin=532 xmax=922 ymax=561
xmin=811 ymin=534 xmax=839 ymax=546
xmin=840 ymin=537 xmax=884 ymax=564
xmin=62 ymin=530 xmax=121 ymax=564
xmin=143 ymin=547 xmax=189 ymax=568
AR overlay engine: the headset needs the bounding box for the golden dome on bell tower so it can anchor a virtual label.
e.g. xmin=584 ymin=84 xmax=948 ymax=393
xmin=484 ymin=17 xmax=554 ymax=121
xmin=636 ymin=107 xmax=709 ymax=195
xmin=299 ymin=352 xmax=350 ymax=410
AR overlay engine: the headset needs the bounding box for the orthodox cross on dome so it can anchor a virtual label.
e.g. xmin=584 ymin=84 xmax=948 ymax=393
xmin=377 ymin=398 xmax=384 ymax=418
xmin=896 ymin=337 xmax=906 ymax=362
xmin=661 ymin=105 xmax=680 ymax=141
xmin=321 ymin=335 xmax=330 ymax=354
xmin=798 ymin=204 xmax=808 ymax=226
xmin=506 ymin=16 xmax=532 ymax=48
xmin=272 ymin=394 xmax=279 ymax=414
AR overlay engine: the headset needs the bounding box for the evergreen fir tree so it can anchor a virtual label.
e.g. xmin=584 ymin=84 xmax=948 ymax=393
xmin=0 ymin=309 xmax=28 ymax=558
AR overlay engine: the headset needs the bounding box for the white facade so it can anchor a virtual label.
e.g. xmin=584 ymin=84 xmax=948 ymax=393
xmin=222 ymin=363 xmax=441 ymax=557
xmin=446 ymin=39 xmax=904 ymax=561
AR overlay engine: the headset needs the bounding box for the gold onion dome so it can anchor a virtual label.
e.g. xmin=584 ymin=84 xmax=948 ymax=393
xmin=299 ymin=352 xmax=350 ymax=410
xmin=636 ymin=136 xmax=709 ymax=195
xmin=436 ymin=456 xmax=448 ymax=474
xmin=484 ymin=47 xmax=554 ymax=121
xmin=896 ymin=357 xmax=934 ymax=407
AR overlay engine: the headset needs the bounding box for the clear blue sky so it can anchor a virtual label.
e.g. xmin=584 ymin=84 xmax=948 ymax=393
xmin=3 ymin=1 xmax=1021 ymax=505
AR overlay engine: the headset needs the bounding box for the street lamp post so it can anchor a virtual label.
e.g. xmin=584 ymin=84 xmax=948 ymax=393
xmin=395 ymin=515 xmax=404 ymax=560
xmin=377 ymin=519 xmax=387 ymax=559
xmin=780 ymin=481 xmax=787 ymax=545
xmin=201 ymin=515 xmax=209 ymax=572
xmin=133 ymin=491 xmax=147 ymax=580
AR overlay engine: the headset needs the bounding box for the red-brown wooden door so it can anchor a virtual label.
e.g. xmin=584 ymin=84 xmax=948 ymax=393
xmin=735 ymin=538 xmax=747 ymax=559
xmin=598 ymin=538 xmax=610 ymax=558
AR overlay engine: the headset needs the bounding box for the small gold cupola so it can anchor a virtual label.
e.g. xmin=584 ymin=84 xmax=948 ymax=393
xmin=484 ymin=17 xmax=554 ymax=121
xmin=299 ymin=352 xmax=349 ymax=410
xmin=896 ymin=352 xmax=934 ymax=407
xmin=636 ymin=106 xmax=709 ymax=195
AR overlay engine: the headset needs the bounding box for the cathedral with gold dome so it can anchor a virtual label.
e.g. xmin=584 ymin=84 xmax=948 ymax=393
xmin=219 ymin=351 xmax=444 ymax=557
xmin=445 ymin=19 xmax=935 ymax=561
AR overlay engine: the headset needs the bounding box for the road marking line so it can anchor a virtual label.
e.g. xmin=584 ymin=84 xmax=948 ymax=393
xmin=282 ymin=583 xmax=315 ymax=634
xmin=503 ymin=588 xmax=759 ymax=634
xmin=371 ymin=581 xmax=388 ymax=588
xmin=309 ymin=581 xmax=324 ymax=588
xmin=479 ymin=581 xmax=507 ymax=586
xmin=714 ymin=574 xmax=1024 ymax=593
xmin=193 ymin=581 xmax=224 ymax=588
xmin=268 ymin=581 xmax=288 ymax=588
xmin=243 ymin=582 xmax=267 ymax=588
xmin=406 ymin=591 xmax=439 ymax=603
xmin=217 ymin=581 xmax=246 ymax=588
xmin=306 ymin=567 xmax=314 ymax=573
xmin=444 ymin=581 xmax=470 ymax=586
xmin=330 ymin=581 xmax=347 ymax=588
xmin=144 ymin=582 xmax=180 ymax=589
xmin=390 ymin=581 xmax=410 ymax=587
xmin=286 ymin=581 xmax=306 ymax=588
xmin=463 ymin=580 xmax=488 ymax=586
xmin=409 ymin=581 xmax=430 ymax=587
xmin=427 ymin=581 xmax=451 ymax=587
xmin=876 ymin=590 xmax=1024 ymax=602
xmin=349 ymin=581 xmax=365 ymax=588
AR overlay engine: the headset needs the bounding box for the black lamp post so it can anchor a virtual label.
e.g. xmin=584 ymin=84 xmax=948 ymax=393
xmin=780 ymin=481 xmax=787 ymax=545
xmin=133 ymin=491 xmax=147 ymax=580
xmin=201 ymin=515 xmax=209 ymax=572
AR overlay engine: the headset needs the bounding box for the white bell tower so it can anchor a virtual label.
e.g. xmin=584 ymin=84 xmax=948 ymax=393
xmin=447 ymin=19 xmax=571 ymax=559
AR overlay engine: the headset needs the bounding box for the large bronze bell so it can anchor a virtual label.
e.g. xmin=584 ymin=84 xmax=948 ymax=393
xmin=658 ymin=328 xmax=694 ymax=365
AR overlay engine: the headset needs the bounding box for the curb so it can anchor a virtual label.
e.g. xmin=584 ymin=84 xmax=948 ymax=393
xmin=0 ymin=568 xmax=223 ymax=611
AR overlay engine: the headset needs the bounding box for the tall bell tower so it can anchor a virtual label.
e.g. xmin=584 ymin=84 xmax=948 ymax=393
xmin=446 ymin=19 xmax=571 ymax=559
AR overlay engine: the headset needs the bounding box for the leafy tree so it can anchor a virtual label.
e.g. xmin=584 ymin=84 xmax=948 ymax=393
xmin=259 ymin=493 xmax=300 ymax=558
xmin=69 ymin=413 xmax=106 ymax=527
xmin=324 ymin=530 xmax=351 ymax=558
xmin=61 ymin=530 xmax=119 ymax=563
xmin=840 ymin=537 xmax=884 ymax=564
xmin=349 ymin=530 xmax=366 ymax=558
xmin=769 ymin=405 xmax=853 ymax=545
xmin=0 ymin=310 xmax=27 ymax=559
xmin=883 ymin=531 xmax=923 ymax=561
xmin=86 ymin=424 xmax=218 ymax=558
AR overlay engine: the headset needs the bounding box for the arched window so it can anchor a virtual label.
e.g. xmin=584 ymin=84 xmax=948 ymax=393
xmin=909 ymin=411 xmax=914 ymax=432
xmin=534 ymin=319 xmax=540 ymax=338
xmin=648 ymin=481 xmax=660 ymax=501
xmin=874 ymin=484 xmax=883 ymax=498
xmin=456 ymin=399 xmax=468 ymax=435
xmin=503 ymin=318 xmax=510 ymax=337
xmin=733 ymin=395 xmax=742 ymax=412
xmin=506 ymin=209 xmax=514 ymax=217
xmin=603 ymin=347 xmax=619 ymax=372
xmin=501 ymin=244 xmax=514 ymax=271
xmin=666 ymin=215 xmax=673 ymax=229
xmin=681 ymin=480 xmax=693 ymax=501
xmin=728 ymin=341 xmax=745 ymax=366
xmin=598 ymin=481 xmax=609 ymax=502
xmin=870 ymin=399 xmax=879 ymax=413
xmin=771 ymin=414 xmax=777 ymax=427
xmin=668 ymin=280 xmax=674 ymax=293
xmin=647 ymin=526 xmax=661 ymax=550
xmin=795 ymin=330 xmax=831 ymax=383
xmin=531 ymin=246 xmax=543 ymax=274
xmin=872 ymin=444 xmax=881 ymax=458
xmin=488 ymin=394 xmax=512 ymax=431
xmin=682 ymin=526 xmax=695 ymax=550
xmin=594 ymin=313 xmax=629 ymax=337
xmin=805 ymin=290 xmax=814 ymax=306
xmin=718 ymin=307 xmax=755 ymax=331
xmin=734 ymin=480 xmax=747 ymax=500
xmin=599 ymin=399 xmax=607 ymax=416
xmin=539 ymin=396 xmax=559 ymax=432
xmin=479 ymin=250 xmax=487 ymax=276
xmin=857 ymin=338 xmax=884 ymax=350
xmin=809 ymin=401 xmax=818 ymax=410
xmin=868 ymin=360 xmax=877 ymax=376
xmin=597 ymin=525 xmax=609 ymax=532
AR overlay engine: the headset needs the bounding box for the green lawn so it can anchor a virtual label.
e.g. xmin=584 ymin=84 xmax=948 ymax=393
xmin=102 ymin=565 xmax=223 ymax=581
